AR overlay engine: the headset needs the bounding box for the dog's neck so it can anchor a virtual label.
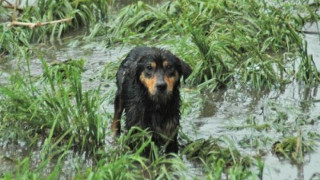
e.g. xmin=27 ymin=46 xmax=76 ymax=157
xmin=146 ymin=97 xmax=180 ymax=114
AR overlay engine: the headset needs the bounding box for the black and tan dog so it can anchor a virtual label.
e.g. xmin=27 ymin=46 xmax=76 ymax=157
xmin=111 ymin=47 xmax=192 ymax=153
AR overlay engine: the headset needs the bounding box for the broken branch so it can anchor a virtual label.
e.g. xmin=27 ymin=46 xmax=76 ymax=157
xmin=8 ymin=18 xmax=73 ymax=28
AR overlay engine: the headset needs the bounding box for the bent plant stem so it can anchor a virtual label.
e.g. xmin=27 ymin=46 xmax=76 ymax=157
xmin=12 ymin=0 xmax=19 ymax=21
xmin=295 ymin=129 xmax=303 ymax=165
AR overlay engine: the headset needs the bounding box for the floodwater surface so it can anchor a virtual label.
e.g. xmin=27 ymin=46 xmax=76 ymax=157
xmin=182 ymin=22 xmax=320 ymax=179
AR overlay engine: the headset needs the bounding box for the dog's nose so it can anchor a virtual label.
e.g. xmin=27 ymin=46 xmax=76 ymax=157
xmin=157 ymin=81 xmax=167 ymax=92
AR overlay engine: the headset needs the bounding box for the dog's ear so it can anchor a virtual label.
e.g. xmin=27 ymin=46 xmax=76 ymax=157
xmin=179 ymin=59 xmax=192 ymax=81
xmin=128 ymin=61 xmax=138 ymax=78
xmin=128 ymin=56 xmax=144 ymax=79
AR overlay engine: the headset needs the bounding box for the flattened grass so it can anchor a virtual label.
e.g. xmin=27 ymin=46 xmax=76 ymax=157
xmin=104 ymin=0 xmax=320 ymax=90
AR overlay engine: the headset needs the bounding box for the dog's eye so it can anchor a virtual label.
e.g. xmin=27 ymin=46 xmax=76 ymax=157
xmin=146 ymin=65 xmax=153 ymax=70
xmin=167 ymin=65 xmax=173 ymax=70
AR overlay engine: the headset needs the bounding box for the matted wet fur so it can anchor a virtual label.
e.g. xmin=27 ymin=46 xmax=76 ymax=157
xmin=111 ymin=46 xmax=192 ymax=153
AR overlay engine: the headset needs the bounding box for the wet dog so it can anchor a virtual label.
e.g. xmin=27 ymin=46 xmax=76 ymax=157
xmin=111 ymin=46 xmax=192 ymax=153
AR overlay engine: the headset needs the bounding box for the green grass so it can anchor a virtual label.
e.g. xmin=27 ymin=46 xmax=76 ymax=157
xmin=272 ymin=132 xmax=315 ymax=164
xmin=100 ymin=0 xmax=320 ymax=90
xmin=0 ymin=57 xmax=108 ymax=154
xmin=0 ymin=0 xmax=111 ymax=57
xmin=2 ymin=0 xmax=320 ymax=88
xmin=1 ymin=0 xmax=320 ymax=179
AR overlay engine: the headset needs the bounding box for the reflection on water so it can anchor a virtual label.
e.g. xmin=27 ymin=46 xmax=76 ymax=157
xmin=264 ymin=152 xmax=320 ymax=180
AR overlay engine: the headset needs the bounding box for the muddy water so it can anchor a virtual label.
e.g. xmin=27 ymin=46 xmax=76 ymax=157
xmin=261 ymin=23 xmax=320 ymax=180
xmin=181 ymin=23 xmax=320 ymax=179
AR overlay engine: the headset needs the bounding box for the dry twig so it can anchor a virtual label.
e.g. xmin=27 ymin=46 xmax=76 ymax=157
xmin=8 ymin=18 xmax=73 ymax=28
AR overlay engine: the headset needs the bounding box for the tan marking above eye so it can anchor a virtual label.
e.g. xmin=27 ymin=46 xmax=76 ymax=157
xmin=164 ymin=71 xmax=179 ymax=92
xmin=162 ymin=60 xmax=168 ymax=68
xmin=151 ymin=62 xmax=156 ymax=68
xmin=146 ymin=62 xmax=156 ymax=70
xmin=140 ymin=73 xmax=157 ymax=95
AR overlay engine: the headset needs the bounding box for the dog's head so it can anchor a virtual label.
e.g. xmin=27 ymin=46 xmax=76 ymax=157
xmin=130 ymin=47 xmax=192 ymax=104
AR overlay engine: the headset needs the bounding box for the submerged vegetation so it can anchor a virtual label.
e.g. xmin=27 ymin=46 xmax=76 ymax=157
xmin=1 ymin=0 xmax=320 ymax=179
